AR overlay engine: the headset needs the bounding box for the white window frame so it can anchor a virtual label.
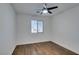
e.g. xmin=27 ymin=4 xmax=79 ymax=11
xmin=31 ymin=20 xmax=43 ymax=33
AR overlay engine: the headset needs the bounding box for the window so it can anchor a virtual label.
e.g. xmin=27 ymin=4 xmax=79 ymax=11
xmin=31 ymin=20 xmax=43 ymax=33
xmin=38 ymin=21 xmax=43 ymax=32
xmin=31 ymin=20 xmax=37 ymax=33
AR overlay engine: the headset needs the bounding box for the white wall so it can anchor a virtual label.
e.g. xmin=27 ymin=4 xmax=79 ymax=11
xmin=51 ymin=6 xmax=79 ymax=54
xmin=1 ymin=3 xmax=79 ymax=55
xmin=0 ymin=4 xmax=16 ymax=54
xmin=16 ymin=14 xmax=52 ymax=45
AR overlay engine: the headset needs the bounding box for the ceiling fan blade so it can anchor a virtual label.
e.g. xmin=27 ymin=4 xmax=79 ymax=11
xmin=43 ymin=3 xmax=47 ymax=8
xmin=48 ymin=10 xmax=52 ymax=14
xmin=47 ymin=6 xmax=58 ymax=10
xmin=36 ymin=11 xmax=40 ymax=13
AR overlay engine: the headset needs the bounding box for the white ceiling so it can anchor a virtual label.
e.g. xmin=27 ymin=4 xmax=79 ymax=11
xmin=11 ymin=3 xmax=79 ymax=16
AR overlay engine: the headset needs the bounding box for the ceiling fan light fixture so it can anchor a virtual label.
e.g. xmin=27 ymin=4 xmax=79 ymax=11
xmin=36 ymin=3 xmax=58 ymax=15
xmin=42 ymin=9 xmax=48 ymax=14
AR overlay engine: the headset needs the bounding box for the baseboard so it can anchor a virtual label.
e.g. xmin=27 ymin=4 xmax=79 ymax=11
xmin=11 ymin=45 xmax=17 ymax=55
xmin=16 ymin=40 xmax=50 ymax=46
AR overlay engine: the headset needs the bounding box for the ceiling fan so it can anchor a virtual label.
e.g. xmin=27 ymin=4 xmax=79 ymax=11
xmin=36 ymin=3 xmax=58 ymax=14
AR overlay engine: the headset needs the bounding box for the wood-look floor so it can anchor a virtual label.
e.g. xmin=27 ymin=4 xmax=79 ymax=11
xmin=12 ymin=41 xmax=78 ymax=55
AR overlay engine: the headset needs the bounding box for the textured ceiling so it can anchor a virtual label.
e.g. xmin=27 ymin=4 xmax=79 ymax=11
xmin=11 ymin=3 xmax=79 ymax=16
